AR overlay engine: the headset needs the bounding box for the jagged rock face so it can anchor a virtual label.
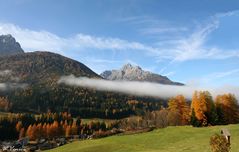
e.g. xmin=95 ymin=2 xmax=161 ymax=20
xmin=101 ymin=63 xmax=184 ymax=85
xmin=0 ymin=34 xmax=24 ymax=56
xmin=100 ymin=70 xmax=112 ymax=79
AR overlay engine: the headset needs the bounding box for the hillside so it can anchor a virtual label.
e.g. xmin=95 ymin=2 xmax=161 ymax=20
xmin=0 ymin=51 xmax=100 ymax=85
xmin=101 ymin=63 xmax=183 ymax=85
xmin=0 ymin=51 xmax=163 ymax=118
xmin=0 ymin=34 xmax=24 ymax=56
xmin=48 ymin=124 xmax=239 ymax=152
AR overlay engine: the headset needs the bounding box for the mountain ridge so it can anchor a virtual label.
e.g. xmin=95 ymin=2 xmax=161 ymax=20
xmin=0 ymin=51 xmax=100 ymax=86
xmin=101 ymin=63 xmax=183 ymax=85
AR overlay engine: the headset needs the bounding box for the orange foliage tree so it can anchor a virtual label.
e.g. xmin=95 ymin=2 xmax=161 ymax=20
xmin=191 ymin=91 xmax=217 ymax=126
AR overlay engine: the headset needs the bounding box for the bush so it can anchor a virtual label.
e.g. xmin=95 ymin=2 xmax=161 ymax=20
xmin=210 ymin=133 xmax=230 ymax=152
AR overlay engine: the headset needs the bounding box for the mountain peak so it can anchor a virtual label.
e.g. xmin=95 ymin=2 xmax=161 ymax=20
xmin=101 ymin=64 xmax=184 ymax=85
xmin=122 ymin=63 xmax=133 ymax=70
xmin=0 ymin=34 xmax=24 ymax=56
xmin=121 ymin=63 xmax=142 ymax=71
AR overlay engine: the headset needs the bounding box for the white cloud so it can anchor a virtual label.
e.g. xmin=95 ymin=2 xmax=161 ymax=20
xmin=119 ymin=11 xmax=239 ymax=63
xmin=116 ymin=15 xmax=162 ymax=25
xmin=82 ymin=57 xmax=121 ymax=64
xmin=0 ymin=23 xmax=65 ymax=52
xmin=0 ymin=83 xmax=7 ymax=90
xmin=212 ymin=69 xmax=239 ymax=78
xmin=0 ymin=11 xmax=239 ymax=63
xmin=163 ymin=71 xmax=175 ymax=77
xmin=0 ymin=22 xmax=158 ymax=55
xmin=171 ymin=23 xmax=239 ymax=62
xmin=200 ymin=69 xmax=239 ymax=84
xmin=0 ymin=70 xmax=27 ymax=90
xmin=0 ymin=83 xmax=28 ymax=91
xmin=141 ymin=27 xmax=188 ymax=34
xmin=161 ymin=11 xmax=239 ymax=62
xmin=215 ymin=10 xmax=239 ymax=18
xmin=58 ymin=75 xmax=239 ymax=100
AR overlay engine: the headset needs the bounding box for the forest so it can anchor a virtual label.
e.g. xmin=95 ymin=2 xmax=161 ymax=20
xmin=0 ymin=90 xmax=238 ymax=141
xmin=0 ymin=86 xmax=163 ymax=119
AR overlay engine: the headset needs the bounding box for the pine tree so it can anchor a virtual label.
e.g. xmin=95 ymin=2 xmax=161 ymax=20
xmin=190 ymin=108 xmax=200 ymax=127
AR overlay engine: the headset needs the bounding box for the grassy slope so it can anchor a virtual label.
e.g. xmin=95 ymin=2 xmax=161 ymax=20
xmin=48 ymin=124 xmax=239 ymax=152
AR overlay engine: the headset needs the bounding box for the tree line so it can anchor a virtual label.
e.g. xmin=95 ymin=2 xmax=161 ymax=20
xmin=120 ymin=91 xmax=239 ymax=129
xmin=0 ymin=112 xmax=117 ymax=141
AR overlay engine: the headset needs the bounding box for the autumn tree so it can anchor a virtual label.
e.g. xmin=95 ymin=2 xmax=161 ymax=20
xmin=167 ymin=110 xmax=181 ymax=126
xmin=19 ymin=128 xmax=25 ymax=139
xmin=16 ymin=121 xmax=23 ymax=132
xmin=71 ymin=120 xmax=78 ymax=135
xmin=65 ymin=125 xmax=71 ymax=137
xmin=215 ymin=94 xmax=239 ymax=124
xmin=168 ymin=95 xmax=190 ymax=125
xmin=26 ymin=124 xmax=37 ymax=140
xmin=46 ymin=123 xmax=51 ymax=138
xmin=155 ymin=108 xmax=169 ymax=128
xmin=191 ymin=91 xmax=218 ymax=126
xmin=35 ymin=123 xmax=43 ymax=139
xmin=42 ymin=123 xmax=47 ymax=138
xmin=49 ymin=121 xmax=59 ymax=138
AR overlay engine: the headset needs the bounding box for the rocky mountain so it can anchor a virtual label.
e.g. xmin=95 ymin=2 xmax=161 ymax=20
xmin=0 ymin=34 xmax=24 ymax=56
xmin=101 ymin=63 xmax=183 ymax=85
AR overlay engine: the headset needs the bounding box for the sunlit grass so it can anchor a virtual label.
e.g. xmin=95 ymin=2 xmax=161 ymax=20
xmin=48 ymin=124 xmax=239 ymax=152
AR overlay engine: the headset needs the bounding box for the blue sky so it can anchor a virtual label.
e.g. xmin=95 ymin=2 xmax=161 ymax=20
xmin=0 ymin=0 xmax=239 ymax=87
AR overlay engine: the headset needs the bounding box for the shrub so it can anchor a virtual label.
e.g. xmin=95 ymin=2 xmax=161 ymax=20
xmin=210 ymin=133 xmax=230 ymax=152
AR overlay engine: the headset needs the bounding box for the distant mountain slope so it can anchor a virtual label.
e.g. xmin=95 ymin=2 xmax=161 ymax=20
xmin=0 ymin=52 xmax=162 ymax=118
xmin=0 ymin=51 xmax=99 ymax=85
xmin=101 ymin=63 xmax=183 ymax=85
xmin=0 ymin=34 xmax=24 ymax=56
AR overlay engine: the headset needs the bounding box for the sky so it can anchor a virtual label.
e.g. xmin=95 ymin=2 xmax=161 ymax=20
xmin=0 ymin=0 xmax=239 ymax=87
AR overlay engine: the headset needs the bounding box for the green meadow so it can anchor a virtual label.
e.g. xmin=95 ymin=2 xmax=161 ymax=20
xmin=48 ymin=124 xmax=239 ymax=152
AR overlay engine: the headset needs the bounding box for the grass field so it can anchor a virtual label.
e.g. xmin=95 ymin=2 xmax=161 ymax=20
xmin=48 ymin=124 xmax=239 ymax=152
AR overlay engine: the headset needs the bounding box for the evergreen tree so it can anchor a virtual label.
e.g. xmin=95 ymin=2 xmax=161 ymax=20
xmin=190 ymin=108 xmax=200 ymax=127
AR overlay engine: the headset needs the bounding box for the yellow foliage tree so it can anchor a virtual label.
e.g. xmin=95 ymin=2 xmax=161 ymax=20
xmin=191 ymin=91 xmax=216 ymax=126
xmin=168 ymin=95 xmax=190 ymax=125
